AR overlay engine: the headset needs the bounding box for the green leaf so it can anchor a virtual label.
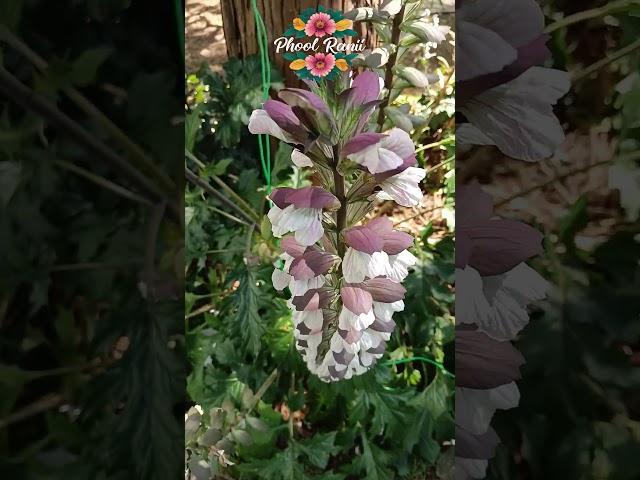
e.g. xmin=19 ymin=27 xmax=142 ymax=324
xmin=558 ymin=195 xmax=588 ymax=247
xmin=185 ymin=111 xmax=201 ymax=152
xmin=0 ymin=0 xmax=23 ymax=30
xmin=298 ymin=432 xmax=339 ymax=469
xmin=70 ymin=47 xmax=113 ymax=86
xmin=0 ymin=161 xmax=21 ymax=206
xmin=230 ymin=266 xmax=265 ymax=356
xmin=236 ymin=444 xmax=307 ymax=480
xmin=346 ymin=432 xmax=392 ymax=480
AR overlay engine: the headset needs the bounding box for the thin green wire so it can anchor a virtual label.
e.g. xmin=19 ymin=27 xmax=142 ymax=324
xmin=382 ymin=356 xmax=454 ymax=378
xmin=250 ymin=0 xmax=272 ymax=193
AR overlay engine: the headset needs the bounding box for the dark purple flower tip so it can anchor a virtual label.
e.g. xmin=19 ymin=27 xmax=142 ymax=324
xmin=281 ymin=236 xmax=308 ymax=258
xmin=456 ymin=426 xmax=500 ymax=460
xmin=383 ymin=231 xmax=414 ymax=255
xmin=457 ymin=34 xmax=551 ymax=106
xmin=366 ymin=342 xmax=386 ymax=355
xmin=457 ymin=184 xmax=494 ymax=225
xmin=342 ymin=132 xmax=387 ymax=156
xmin=292 ymin=288 xmax=332 ymax=311
xmin=296 ymin=322 xmax=312 ymax=335
xmin=328 ymin=365 xmax=347 ymax=379
xmin=333 ymin=348 xmax=355 ymax=365
xmin=279 ymin=88 xmax=331 ymax=115
xmin=286 ymin=186 xmax=340 ymax=210
xmin=371 ymin=317 xmax=396 ymax=333
xmin=455 ymin=330 xmax=525 ymax=389
xmin=341 ymin=285 xmax=374 ymax=315
xmin=374 ymin=154 xmax=418 ymax=181
xmin=344 ymin=225 xmax=385 ymax=254
xmin=350 ymin=71 xmax=382 ymax=106
xmin=289 ymin=251 xmax=336 ymax=279
xmin=339 ymin=327 xmax=363 ymax=344
xmin=278 ymin=89 xmax=335 ymax=136
xmin=269 ymin=187 xmax=297 ymax=209
xmin=465 ymin=219 xmax=544 ymax=275
xmin=362 ymin=277 xmax=406 ymax=303
xmin=264 ymin=99 xmax=308 ymax=140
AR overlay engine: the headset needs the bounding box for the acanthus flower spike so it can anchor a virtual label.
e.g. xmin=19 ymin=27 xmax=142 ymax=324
xmin=249 ymin=70 xmax=425 ymax=381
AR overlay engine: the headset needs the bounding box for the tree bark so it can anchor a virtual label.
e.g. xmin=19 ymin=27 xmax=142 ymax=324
xmin=221 ymin=0 xmax=379 ymax=87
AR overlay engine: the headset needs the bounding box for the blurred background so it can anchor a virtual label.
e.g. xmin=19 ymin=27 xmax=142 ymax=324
xmin=457 ymin=1 xmax=640 ymax=478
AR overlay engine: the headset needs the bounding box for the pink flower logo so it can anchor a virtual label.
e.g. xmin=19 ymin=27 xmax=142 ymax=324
xmin=305 ymin=53 xmax=336 ymax=77
xmin=304 ymin=12 xmax=336 ymax=37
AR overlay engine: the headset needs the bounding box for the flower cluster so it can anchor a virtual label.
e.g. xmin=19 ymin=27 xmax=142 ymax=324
xmin=455 ymin=185 xmax=550 ymax=479
xmin=455 ymin=0 xmax=564 ymax=476
xmin=249 ymin=71 xmax=426 ymax=381
xmin=457 ymin=0 xmax=570 ymax=161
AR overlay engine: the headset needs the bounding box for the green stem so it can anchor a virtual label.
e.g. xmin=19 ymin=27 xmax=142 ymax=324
xmin=206 ymin=205 xmax=253 ymax=227
xmin=425 ymin=156 xmax=454 ymax=174
xmin=572 ymin=37 xmax=640 ymax=83
xmin=393 ymin=204 xmax=445 ymax=226
xmin=185 ymin=149 xmax=260 ymax=221
xmin=185 ymin=303 xmax=215 ymax=319
xmin=376 ymin=5 xmax=406 ymax=131
xmin=51 ymin=260 xmax=142 ymax=271
xmin=416 ymin=136 xmax=455 ymax=154
xmin=332 ymin=145 xmax=347 ymax=263
xmin=0 ymin=66 xmax=179 ymax=219
xmin=0 ymin=394 xmax=64 ymax=430
xmin=0 ymin=26 xmax=177 ymax=196
xmin=381 ymin=356 xmax=454 ymax=377
xmin=545 ymin=0 xmax=640 ymax=33
xmin=53 ymin=159 xmax=154 ymax=207
xmin=185 ymin=166 xmax=259 ymax=229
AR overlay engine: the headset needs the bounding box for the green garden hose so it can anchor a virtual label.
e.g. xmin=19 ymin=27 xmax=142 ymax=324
xmin=382 ymin=356 xmax=454 ymax=378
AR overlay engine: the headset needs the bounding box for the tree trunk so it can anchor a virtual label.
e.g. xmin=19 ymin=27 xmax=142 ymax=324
xmin=221 ymin=0 xmax=379 ymax=87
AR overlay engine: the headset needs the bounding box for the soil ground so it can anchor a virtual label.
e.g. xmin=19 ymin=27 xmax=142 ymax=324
xmin=186 ymin=0 xmax=227 ymax=72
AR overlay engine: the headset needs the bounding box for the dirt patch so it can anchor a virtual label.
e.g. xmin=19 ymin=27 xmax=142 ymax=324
xmin=186 ymin=0 xmax=227 ymax=72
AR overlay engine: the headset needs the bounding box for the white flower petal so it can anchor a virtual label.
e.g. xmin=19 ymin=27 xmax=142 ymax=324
xmin=455 ymin=458 xmax=488 ymax=480
xmin=456 ymin=382 xmax=520 ymax=435
xmin=291 ymin=149 xmax=314 ymax=167
xmin=380 ymin=167 xmax=426 ymax=207
xmin=272 ymin=268 xmax=291 ymax=291
xmin=457 ymin=263 xmax=549 ymax=341
xmin=460 ymin=67 xmax=570 ymax=161
xmin=294 ymin=216 xmax=324 ymax=246
xmin=248 ymin=109 xmax=294 ymax=143
xmin=368 ymin=251 xmax=391 ymax=278
xmin=338 ymin=306 xmax=375 ymax=330
xmin=343 ymin=248 xmax=370 ymax=283
xmin=373 ymin=300 xmax=404 ymax=321
xmin=289 ymin=275 xmax=325 ymax=296
xmin=387 ymin=249 xmax=418 ymax=282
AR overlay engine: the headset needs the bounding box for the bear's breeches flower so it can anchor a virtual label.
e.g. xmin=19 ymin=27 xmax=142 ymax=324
xmin=249 ymin=71 xmax=427 ymax=381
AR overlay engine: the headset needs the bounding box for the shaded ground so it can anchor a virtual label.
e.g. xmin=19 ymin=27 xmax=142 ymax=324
xmin=186 ymin=0 xmax=227 ymax=72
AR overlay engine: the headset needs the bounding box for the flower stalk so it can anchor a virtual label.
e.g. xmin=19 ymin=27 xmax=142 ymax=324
xmin=332 ymin=144 xmax=347 ymax=260
xmin=249 ymin=71 xmax=426 ymax=381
